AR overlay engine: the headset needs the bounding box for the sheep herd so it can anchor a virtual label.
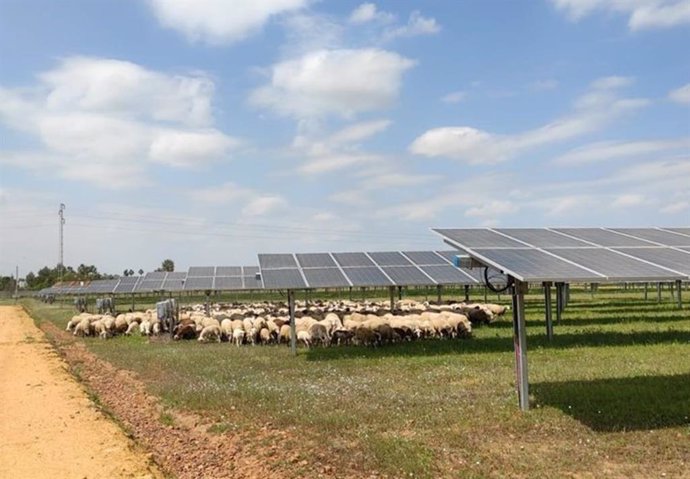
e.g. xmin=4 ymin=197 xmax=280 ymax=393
xmin=65 ymin=299 xmax=509 ymax=348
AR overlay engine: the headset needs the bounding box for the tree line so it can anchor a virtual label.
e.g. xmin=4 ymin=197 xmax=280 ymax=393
xmin=1 ymin=259 xmax=175 ymax=291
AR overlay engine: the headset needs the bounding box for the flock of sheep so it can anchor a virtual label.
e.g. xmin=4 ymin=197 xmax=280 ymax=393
xmin=65 ymin=299 xmax=508 ymax=348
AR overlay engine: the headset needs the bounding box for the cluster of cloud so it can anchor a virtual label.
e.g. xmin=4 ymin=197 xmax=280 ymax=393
xmin=550 ymin=0 xmax=690 ymax=31
xmin=0 ymin=57 xmax=239 ymax=188
xmin=188 ymin=181 xmax=287 ymax=216
xmin=410 ymin=76 xmax=650 ymax=164
xmin=146 ymin=0 xmax=310 ymax=44
xmin=250 ymin=48 xmax=415 ymax=119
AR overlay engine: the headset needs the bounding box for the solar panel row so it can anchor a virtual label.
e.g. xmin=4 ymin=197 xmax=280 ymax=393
xmin=434 ymin=227 xmax=690 ymax=283
xmin=257 ymin=251 xmax=481 ymax=289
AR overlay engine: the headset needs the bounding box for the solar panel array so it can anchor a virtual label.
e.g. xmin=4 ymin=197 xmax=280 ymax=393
xmin=434 ymin=227 xmax=690 ymax=283
xmin=258 ymin=251 xmax=479 ymax=289
xmin=38 ymin=266 xmax=263 ymax=295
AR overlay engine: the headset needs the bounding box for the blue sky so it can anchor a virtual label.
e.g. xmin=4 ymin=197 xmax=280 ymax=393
xmin=0 ymin=0 xmax=689 ymax=276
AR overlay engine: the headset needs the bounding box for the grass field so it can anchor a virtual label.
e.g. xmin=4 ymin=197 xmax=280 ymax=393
xmin=23 ymin=285 xmax=690 ymax=478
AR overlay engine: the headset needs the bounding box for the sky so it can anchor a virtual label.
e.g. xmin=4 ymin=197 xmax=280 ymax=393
xmin=0 ymin=0 xmax=689 ymax=276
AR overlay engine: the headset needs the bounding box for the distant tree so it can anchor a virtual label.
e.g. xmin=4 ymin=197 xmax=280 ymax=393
xmin=138 ymin=269 xmax=144 ymax=276
xmin=123 ymin=269 xmax=130 ymax=277
xmin=25 ymin=272 xmax=36 ymax=287
xmin=128 ymin=269 xmax=135 ymax=276
xmin=0 ymin=276 xmax=16 ymax=292
xmin=161 ymin=259 xmax=174 ymax=272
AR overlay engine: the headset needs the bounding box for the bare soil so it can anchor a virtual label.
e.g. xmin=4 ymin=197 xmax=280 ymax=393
xmin=34 ymin=312 xmax=297 ymax=479
xmin=0 ymin=305 xmax=162 ymax=479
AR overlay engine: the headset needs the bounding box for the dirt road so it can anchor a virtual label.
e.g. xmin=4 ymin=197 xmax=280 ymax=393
xmin=0 ymin=306 xmax=162 ymax=479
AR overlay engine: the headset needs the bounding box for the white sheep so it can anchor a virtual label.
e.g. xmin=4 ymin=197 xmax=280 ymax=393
xmin=198 ymin=325 xmax=222 ymax=343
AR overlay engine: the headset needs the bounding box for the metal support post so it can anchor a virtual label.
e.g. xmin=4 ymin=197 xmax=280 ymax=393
xmin=544 ymin=282 xmax=553 ymax=341
xmin=676 ymin=280 xmax=682 ymax=309
xmin=464 ymin=284 xmax=470 ymax=302
xmin=437 ymin=285 xmax=442 ymax=304
xmin=565 ymin=283 xmax=570 ymax=306
xmin=398 ymin=286 xmax=403 ymax=300
xmin=555 ymin=282 xmax=563 ymax=325
xmin=511 ymin=280 xmax=529 ymax=411
xmin=657 ymin=282 xmax=662 ymax=303
xmin=389 ymin=286 xmax=395 ymax=311
xmin=288 ymin=290 xmax=297 ymax=356
xmin=644 ymin=282 xmax=648 ymax=301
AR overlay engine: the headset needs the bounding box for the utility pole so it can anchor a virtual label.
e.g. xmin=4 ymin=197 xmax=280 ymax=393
xmin=59 ymin=203 xmax=65 ymax=283
xmin=14 ymin=265 xmax=19 ymax=302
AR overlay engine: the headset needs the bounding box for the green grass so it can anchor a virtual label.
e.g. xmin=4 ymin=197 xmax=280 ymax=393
xmin=22 ymin=285 xmax=690 ymax=478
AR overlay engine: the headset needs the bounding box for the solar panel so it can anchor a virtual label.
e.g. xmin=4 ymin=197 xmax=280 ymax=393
xmin=296 ymin=253 xmax=337 ymax=268
xmin=420 ymin=265 xmax=478 ymax=284
xmin=161 ymin=278 xmax=186 ymax=291
xmin=144 ymin=271 xmax=167 ymax=280
xmin=662 ymin=227 xmax=690 ymax=236
xmin=166 ymin=272 xmax=187 ymax=279
xmin=434 ymin=228 xmax=526 ymax=248
xmin=368 ymin=251 xmax=412 ymax=266
xmin=341 ymin=267 xmax=393 ymax=287
xmin=261 ymin=269 xmax=306 ymax=289
xmin=434 ymin=228 xmax=690 ymax=283
xmin=496 ymin=228 xmax=591 ymax=247
xmin=184 ymin=277 xmax=213 ymax=290
xmin=402 ymin=251 xmax=448 ymax=266
xmin=242 ymin=266 xmax=260 ymax=276
xmin=332 ymin=252 xmax=375 ymax=267
xmin=243 ymin=275 xmax=263 ymax=289
xmin=613 ymin=248 xmax=690 ymax=276
xmin=114 ymin=277 xmax=140 ymax=293
xmin=381 ymin=266 xmax=434 ymax=285
xmin=258 ymin=254 xmax=298 ymax=269
xmin=302 ymin=268 xmax=351 ymax=288
xmin=472 ymin=248 xmax=604 ymax=282
xmin=609 ymin=228 xmax=690 ymax=247
xmin=135 ymin=280 xmax=164 ymax=292
xmin=216 ymin=266 xmax=242 ymax=276
xmin=552 ymin=228 xmax=651 ymax=247
xmin=188 ymin=266 xmax=215 ymax=277
xmin=545 ymin=248 xmax=683 ymax=280
xmin=214 ymin=276 xmax=243 ymax=290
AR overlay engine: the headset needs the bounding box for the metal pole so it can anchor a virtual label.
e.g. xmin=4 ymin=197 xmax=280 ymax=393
xmin=544 ymin=282 xmax=553 ymax=341
xmin=58 ymin=203 xmax=65 ymax=284
xmin=511 ymin=280 xmax=529 ymax=411
xmin=644 ymin=282 xmax=648 ymax=301
xmin=288 ymin=290 xmax=297 ymax=356
xmin=555 ymin=282 xmax=563 ymax=325
xmin=676 ymin=280 xmax=682 ymax=309
xmin=464 ymin=284 xmax=470 ymax=302
xmin=389 ymin=286 xmax=395 ymax=311
xmin=437 ymin=285 xmax=442 ymax=304
xmin=398 ymin=286 xmax=403 ymax=300
xmin=657 ymin=282 xmax=662 ymax=303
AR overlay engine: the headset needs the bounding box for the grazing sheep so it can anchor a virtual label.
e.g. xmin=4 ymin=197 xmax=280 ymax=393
xmin=297 ymin=330 xmax=312 ymax=348
xmin=232 ymin=328 xmax=245 ymax=347
xmin=198 ymin=325 xmax=222 ymax=343
xmin=330 ymin=329 xmax=354 ymax=346
xmin=259 ymin=327 xmax=272 ymax=345
xmin=73 ymin=318 xmax=91 ymax=337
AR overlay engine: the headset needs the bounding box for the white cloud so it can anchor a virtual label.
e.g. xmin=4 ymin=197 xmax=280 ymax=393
xmin=250 ymin=48 xmax=415 ymax=119
xmin=299 ymin=153 xmax=384 ymax=174
xmin=554 ymin=139 xmax=690 ymax=165
xmin=612 ymin=193 xmax=646 ymax=207
xmin=441 ymin=91 xmax=467 ymax=104
xmin=550 ymin=0 xmax=690 ymax=31
xmin=242 ymin=195 xmax=287 ymax=216
xmin=189 ymin=182 xmax=287 ymax=217
xmin=410 ymin=76 xmax=649 ymax=164
xmin=660 ymin=201 xmax=689 ymax=214
xmin=328 ymin=119 xmax=392 ymax=144
xmin=146 ymin=0 xmax=309 ymax=44
xmin=359 ymin=171 xmax=441 ymax=189
xmin=590 ymin=75 xmax=633 ymax=90
xmin=349 ymin=3 xmax=395 ymax=24
xmin=382 ymin=11 xmax=441 ymax=41
xmin=149 ymin=129 xmax=240 ymax=167
xmin=669 ymin=83 xmax=690 ymax=104
xmin=465 ymin=201 xmax=518 ymax=218
xmin=0 ymin=57 xmax=239 ymax=188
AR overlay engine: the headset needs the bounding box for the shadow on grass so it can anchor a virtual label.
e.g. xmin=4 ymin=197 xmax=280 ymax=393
xmin=532 ymin=373 xmax=690 ymax=431
xmin=487 ymin=313 xmax=690 ymax=329
xmin=305 ymin=329 xmax=690 ymax=361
